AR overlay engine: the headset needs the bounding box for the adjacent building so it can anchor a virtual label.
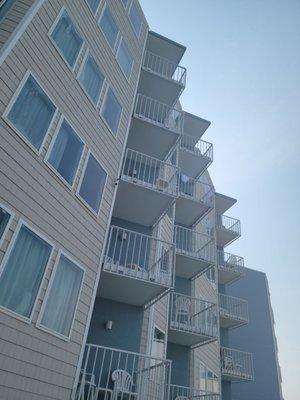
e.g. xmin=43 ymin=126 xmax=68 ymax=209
xmin=0 ymin=1 xmax=282 ymax=400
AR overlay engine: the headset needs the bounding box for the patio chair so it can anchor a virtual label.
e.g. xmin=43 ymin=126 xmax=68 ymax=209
xmin=174 ymin=296 xmax=192 ymax=326
xmin=111 ymin=369 xmax=137 ymax=400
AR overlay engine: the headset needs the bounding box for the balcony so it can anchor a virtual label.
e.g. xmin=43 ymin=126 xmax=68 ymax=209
xmin=170 ymin=385 xmax=219 ymax=400
xmin=113 ymin=148 xmax=179 ymax=226
xmin=98 ymin=226 xmax=175 ymax=306
xmin=221 ymin=347 xmax=254 ymax=382
xmin=217 ymin=251 xmax=245 ymax=285
xmin=76 ymin=344 xmax=170 ymax=400
xmin=128 ymin=94 xmax=183 ymax=159
xmin=215 ymin=214 xmax=241 ymax=247
xmin=140 ymin=50 xmax=186 ymax=106
xmin=219 ymin=293 xmax=249 ymax=329
xmin=175 ymin=225 xmax=215 ymax=279
xmin=168 ymin=292 xmax=218 ymax=347
xmin=176 ymin=175 xmax=214 ymax=226
xmin=178 ymin=134 xmax=213 ymax=178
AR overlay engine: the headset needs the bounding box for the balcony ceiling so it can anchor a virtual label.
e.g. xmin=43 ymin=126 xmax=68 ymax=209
xmin=168 ymin=328 xmax=215 ymax=347
xmin=215 ymin=192 xmax=237 ymax=214
xmin=176 ymin=253 xmax=213 ymax=279
xmin=175 ymin=197 xmax=211 ymax=226
xmin=216 ymin=227 xmax=240 ymax=247
xmin=183 ymin=112 xmax=211 ymax=140
xmin=147 ymin=31 xmax=186 ymax=66
xmin=178 ymin=148 xmax=211 ymax=178
xmin=219 ymin=314 xmax=248 ymax=329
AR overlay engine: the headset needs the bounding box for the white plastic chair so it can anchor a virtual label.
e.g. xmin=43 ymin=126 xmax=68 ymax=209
xmin=175 ymin=296 xmax=192 ymax=326
xmin=111 ymin=369 xmax=137 ymax=400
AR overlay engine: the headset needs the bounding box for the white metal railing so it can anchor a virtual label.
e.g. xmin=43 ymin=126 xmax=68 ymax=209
xmin=175 ymin=225 xmax=215 ymax=264
xmin=169 ymin=292 xmax=218 ymax=339
xmin=143 ymin=50 xmax=187 ymax=86
xmin=216 ymin=214 xmax=241 ymax=235
xmin=217 ymin=251 xmax=244 ymax=275
xmin=76 ymin=344 xmax=171 ymax=400
xmin=219 ymin=293 xmax=249 ymax=323
xmin=134 ymin=93 xmax=184 ymax=134
xmin=170 ymin=385 xmax=219 ymax=400
xmin=179 ymin=175 xmax=214 ymax=208
xmin=103 ymin=225 xmax=175 ymax=288
xmin=221 ymin=347 xmax=254 ymax=381
xmin=180 ymin=134 xmax=213 ymax=162
xmin=122 ymin=148 xmax=179 ymax=197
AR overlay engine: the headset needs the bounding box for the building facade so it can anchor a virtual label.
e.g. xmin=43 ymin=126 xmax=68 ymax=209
xmin=0 ymin=1 xmax=280 ymax=400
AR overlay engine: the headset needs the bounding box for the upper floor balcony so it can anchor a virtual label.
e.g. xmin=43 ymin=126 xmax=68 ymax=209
xmin=221 ymin=347 xmax=254 ymax=382
xmin=178 ymin=134 xmax=213 ymax=178
xmin=215 ymin=214 xmax=241 ymax=247
xmin=217 ymin=251 xmax=245 ymax=285
xmin=140 ymin=50 xmax=186 ymax=106
xmin=170 ymin=385 xmax=219 ymax=400
xmin=175 ymin=225 xmax=215 ymax=279
xmin=176 ymin=175 xmax=214 ymax=226
xmin=77 ymin=344 xmax=170 ymax=400
xmin=168 ymin=292 xmax=218 ymax=347
xmin=128 ymin=94 xmax=184 ymax=159
xmin=113 ymin=148 xmax=179 ymax=226
xmin=98 ymin=225 xmax=175 ymax=306
xmin=219 ymin=293 xmax=249 ymax=329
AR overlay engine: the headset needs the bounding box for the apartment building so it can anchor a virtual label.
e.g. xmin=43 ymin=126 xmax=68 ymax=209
xmin=0 ymin=1 xmax=266 ymax=400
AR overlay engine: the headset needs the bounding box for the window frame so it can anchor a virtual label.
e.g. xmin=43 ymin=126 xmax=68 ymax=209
xmin=2 ymin=70 xmax=58 ymax=156
xmin=76 ymin=150 xmax=108 ymax=217
xmin=100 ymin=84 xmax=123 ymax=137
xmin=84 ymin=0 xmax=101 ymax=16
xmin=0 ymin=219 xmax=54 ymax=324
xmin=76 ymin=49 xmax=105 ymax=107
xmin=36 ymin=249 xmax=85 ymax=341
xmin=48 ymin=7 xmax=84 ymax=72
xmin=45 ymin=115 xmax=86 ymax=190
xmin=116 ymin=37 xmax=134 ymax=81
xmin=199 ymin=362 xmax=220 ymax=394
xmin=98 ymin=3 xmax=120 ymax=52
xmin=0 ymin=203 xmax=14 ymax=248
xmin=151 ymin=323 xmax=166 ymax=359
xmin=128 ymin=1 xmax=143 ymax=39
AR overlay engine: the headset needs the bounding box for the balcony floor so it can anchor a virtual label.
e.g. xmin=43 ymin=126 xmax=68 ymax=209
xmin=216 ymin=228 xmax=240 ymax=247
xmin=178 ymin=148 xmax=211 ymax=178
xmin=127 ymin=117 xmax=180 ymax=160
xmin=176 ymin=253 xmax=213 ymax=279
xmin=221 ymin=371 xmax=253 ymax=382
xmin=139 ymin=68 xmax=183 ymax=107
xmin=113 ymin=179 xmax=175 ymax=226
xmin=175 ymin=196 xmax=211 ymax=226
xmin=219 ymin=313 xmax=248 ymax=329
xmin=168 ymin=325 xmax=216 ymax=347
xmin=218 ymin=267 xmax=243 ymax=285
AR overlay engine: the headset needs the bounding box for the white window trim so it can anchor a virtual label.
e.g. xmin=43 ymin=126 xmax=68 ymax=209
xmin=36 ymin=249 xmax=85 ymax=341
xmin=44 ymin=115 xmax=86 ymax=191
xmin=2 ymin=70 xmax=58 ymax=156
xmin=48 ymin=7 xmax=85 ymax=72
xmin=99 ymin=84 xmax=123 ymax=138
xmin=98 ymin=3 xmax=120 ymax=53
xmin=76 ymin=48 xmax=106 ymax=108
xmin=76 ymin=149 xmax=108 ymax=217
xmin=0 ymin=219 xmax=54 ymax=324
xmin=116 ymin=37 xmax=134 ymax=82
xmin=84 ymin=0 xmax=101 ymax=17
xmin=0 ymin=203 xmax=14 ymax=248
xmin=128 ymin=1 xmax=143 ymax=39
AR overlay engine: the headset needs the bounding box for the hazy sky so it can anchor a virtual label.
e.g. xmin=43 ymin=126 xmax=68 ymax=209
xmin=140 ymin=0 xmax=300 ymax=399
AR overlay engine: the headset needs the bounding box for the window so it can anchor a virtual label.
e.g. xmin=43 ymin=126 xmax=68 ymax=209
xmin=199 ymin=363 xmax=219 ymax=394
xmin=0 ymin=205 xmax=12 ymax=246
xmin=0 ymin=224 xmax=52 ymax=318
xmin=79 ymin=52 xmax=104 ymax=104
xmin=99 ymin=6 xmax=119 ymax=49
xmin=6 ymin=74 xmax=56 ymax=151
xmin=78 ymin=153 xmax=107 ymax=213
xmin=205 ymin=267 xmax=216 ymax=288
xmin=47 ymin=118 xmax=84 ymax=186
xmin=101 ymin=87 xmax=122 ymax=134
xmin=39 ymin=253 xmax=84 ymax=338
xmin=85 ymin=0 xmax=100 ymax=14
xmin=129 ymin=2 xmax=142 ymax=37
xmin=151 ymin=326 xmax=165 ymax=360
xmin=51 ymin=9 xmax=83 ymax=68
xmin=117 ymin=40 xmax=133 ymax=79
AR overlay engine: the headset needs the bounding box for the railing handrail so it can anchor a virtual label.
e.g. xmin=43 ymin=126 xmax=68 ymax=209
xmin=124 ymin=147 xmax=180 ymax=170
xmin=219 ymin=293 xmax=248 ymax=305
xmin=180 ymin=134 xmax=213 ymax=157
xmin=169 ymin=384 xmax=220 ymax=399
xmin=218 ymin=250 xmax=244 ymax=265
xmin=171 ymin=291 xmax=217 ymax=309
xmin=221 ymin=346 xmax=253 ymax=357
xmin=175 ymin=225 xmax=214 ymax=243
xmin=216 ymin=214 xmax=241 ymax=233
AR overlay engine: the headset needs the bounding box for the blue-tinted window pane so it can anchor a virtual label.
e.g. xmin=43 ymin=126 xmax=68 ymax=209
xmin=85 ymin=0 xmax=100 ymax=14
xmin=79 ymin=154 xmax=107 ymax=213
xmin=51 ymin=10 xmax=83 ymax=67
xmin=48 ymin=119 xmax=84 ymax=185
xmin=41 ymin=254 xmax=83 ymax=337
xmin=0 ymin=207 xmax=10 ymax=241
xmin=129 ymin=2 xmax=142 ymax=37
xmin=7 ymin=75 xmax=56 ymax=151
xmin=79 ymin=53 xmax=104 ymax=103
xmin=0 ymin=225 xmax=52 ymax=318
xmin=101 ymin=88 xmax=122 ymax=134
xmin=99 ymin=6 xmax=119 ymax=49
xmin=117 ymin=40 xmax=133 ymax=78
